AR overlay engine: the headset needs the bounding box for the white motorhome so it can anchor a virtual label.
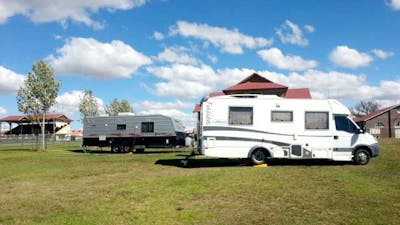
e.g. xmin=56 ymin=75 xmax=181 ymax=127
xmin=196 ymin=94 xmax=379 ymax=165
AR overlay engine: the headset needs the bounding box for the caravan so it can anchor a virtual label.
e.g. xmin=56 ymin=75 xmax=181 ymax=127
xmin=196 ymin=94 xmax=379 ymax=165
xmin=83 ymin=114 xmax=186 ymax=152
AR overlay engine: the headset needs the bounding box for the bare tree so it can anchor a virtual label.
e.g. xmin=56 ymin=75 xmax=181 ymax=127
xmin=350 ymin=100 xmax=380 ymax=118
xmin=16 ymin=60 xmax=61 ymax=151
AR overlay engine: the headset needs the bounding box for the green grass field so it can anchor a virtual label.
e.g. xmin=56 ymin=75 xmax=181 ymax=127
xmin=0 ymin=139 xmax=399 ymax=225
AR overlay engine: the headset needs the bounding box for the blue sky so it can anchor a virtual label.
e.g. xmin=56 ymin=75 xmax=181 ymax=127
xmin=0 ymin=0 xmax=400 ymax=130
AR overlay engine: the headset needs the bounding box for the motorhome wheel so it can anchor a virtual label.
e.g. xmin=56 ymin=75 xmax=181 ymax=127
xmin=251 ymin=149 xmax=267 ymax=165
xmin=353 ymin=149 xmax=370 ymax=165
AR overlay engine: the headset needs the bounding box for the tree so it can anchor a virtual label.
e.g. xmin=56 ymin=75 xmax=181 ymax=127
xmin=16 ymin=60 xmax=61 ymax=151
xmin=350 ymin=100 xmax=380 ymax=118
xmin=79 ymin=89 xmax=99 ymax=119
xmin=105 ymin=98 xmax=133 ymax=116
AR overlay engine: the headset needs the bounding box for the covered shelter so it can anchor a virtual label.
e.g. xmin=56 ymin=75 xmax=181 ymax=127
xmin=0 ymin=114 xmax=72 ymax=136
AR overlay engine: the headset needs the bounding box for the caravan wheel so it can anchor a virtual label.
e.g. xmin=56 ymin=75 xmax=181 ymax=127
xmin=111 ymin=145 xmax=118 ymax=153
xmin=251 ymin=149 xmax=267 ymax=165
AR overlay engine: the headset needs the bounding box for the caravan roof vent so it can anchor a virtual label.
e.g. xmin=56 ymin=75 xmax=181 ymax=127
xmin=117 ymin=112 xmax=135 ymax=116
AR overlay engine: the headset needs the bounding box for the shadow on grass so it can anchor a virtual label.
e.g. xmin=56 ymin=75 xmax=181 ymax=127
xmin=0 ymin=147 xmax=38 ymax=152
xmin=155 ymin=158 xmax=251 ymax=168
xmin=68 ymin=149 xmax=189 ymax=155
xmin=155 ymin=157 xmax=351 ymax=168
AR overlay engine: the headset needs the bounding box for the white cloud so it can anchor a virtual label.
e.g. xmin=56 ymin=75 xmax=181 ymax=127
xmin=207 ymin=55 xmax=218 ymax=63
xmin=54 ymin=34 xmax=62 ymax=40
xmin=133 ymin=100 xmax=196 ymax=129
xmin=169 ymin=21 xmax=273 ymax=54
xmin=51 ymin=90 xmax=104 ymax=118
xmin=276 ymin=20 xmax=309 ymax=46
xmin=0 ymin=106 xmax=7 ymax=117
xmin=0 ymin=0 xmax=148 ymax=29
xmin=0 ymin=66 xmax=25 ymax=95
xmin=146 ymin=64 xmax=260 ymax=99
xmin=132 ymin=100 xmax=193 ymax=111
xmin=0 ymin=106 xmax=10 ymax=131
xmin=329 ymin=45 xmax=373 ymax=68
xmin=257 ymin=48 xmax=318 ymax=71
xmin=146 ymin=64 xmax=221 ymax=99
xmin=257 ymin=69 xmax=400 ymax=106
xmin=152 ymin=31 xmax=164 ymax=40
xmin=145 ymin=60 xmax=400 ymax=108
xmin=156 ymin=46 xmax=199 ymax=65
xmin=304 ymin=24 xmax=315 ymax=33
xmin=389 ymin=0 xmax=400 ymax=10
xmin=371 ymin=49 xmax=395 ymax=59
xmin=47 ymin=37 xmax=152 ymax=79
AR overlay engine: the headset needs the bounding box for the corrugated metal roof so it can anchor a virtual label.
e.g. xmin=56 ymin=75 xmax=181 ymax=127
xmin=0 ymin=114 xmax=72 ymax=123
xmin=223 ymin=82 xmax=287 ymax=92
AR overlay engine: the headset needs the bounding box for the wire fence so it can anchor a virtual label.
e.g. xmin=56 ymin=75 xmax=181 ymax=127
xmin=0 ymin=134 xmax=82 ymax=150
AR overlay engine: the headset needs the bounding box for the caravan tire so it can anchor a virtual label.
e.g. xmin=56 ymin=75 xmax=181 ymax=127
xmin=111 ymin=145 xmax=118 ymax=153
xmin=353 ymin=149 xmax=370 ymax=165
xmin=250 ymin=149 xmax=267 ymax=165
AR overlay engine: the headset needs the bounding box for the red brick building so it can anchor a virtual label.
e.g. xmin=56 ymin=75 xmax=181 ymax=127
xmin=354 ymin=104 xmax=400 ymax=138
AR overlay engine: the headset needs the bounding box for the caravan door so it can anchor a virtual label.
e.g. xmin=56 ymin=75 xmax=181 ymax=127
xmin=332 ymin=115 xmax=359 ymax=160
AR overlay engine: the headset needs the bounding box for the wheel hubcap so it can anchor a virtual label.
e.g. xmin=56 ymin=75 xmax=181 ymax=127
xmin=357 ymin=152 xmax=367 ymax=164
xmin=254 ymin=151 xmax=265 ymax=162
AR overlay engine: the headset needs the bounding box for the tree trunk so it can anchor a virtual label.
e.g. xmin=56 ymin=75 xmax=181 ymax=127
xmin=42 ymin=113 xmax=45 ymax=151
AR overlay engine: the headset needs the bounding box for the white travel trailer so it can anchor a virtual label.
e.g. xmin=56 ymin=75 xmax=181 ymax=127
xmin=196 ymin=94 xmax=379 ymax=165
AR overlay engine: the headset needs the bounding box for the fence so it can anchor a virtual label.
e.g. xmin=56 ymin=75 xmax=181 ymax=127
xmin=0 ymin=134 xmax=80 ymax=145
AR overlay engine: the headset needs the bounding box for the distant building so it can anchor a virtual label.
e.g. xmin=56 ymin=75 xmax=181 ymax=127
xmin=193 ymin=73 xmax=311 ymax=113
xmin=71 ymin=129 xmax=83 ymax=141
xmin=0 ymin=114 xmax=72 ymax=137
xmin=354 ymin=104 xmax=400 ymax=138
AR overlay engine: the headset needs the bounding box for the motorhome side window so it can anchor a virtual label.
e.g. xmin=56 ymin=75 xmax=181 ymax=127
xmin=334 ymin=116 xmax=357 ymax=133
xmin=305 ymin=112 xmax=329 ymax=129
xmin=229 ymin=107 xmax=253 ymax=125
xmin=271 ymin=111 xmax=293 ymax=122
xmin=117 ymin=124 xmax=126 ymax=130
xmin=141 ymin=122 xmax=154 ymax=133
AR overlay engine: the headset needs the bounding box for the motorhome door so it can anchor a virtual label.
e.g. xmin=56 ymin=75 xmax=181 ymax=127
xmin=332 ymin=115 xmax=358 ymax=157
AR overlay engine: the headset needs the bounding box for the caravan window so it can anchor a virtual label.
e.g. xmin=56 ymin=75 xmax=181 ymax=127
xmin=271 ymin=111 xmax=293 ymax=122
xmin=305 ymin=112 xmax=329 ymax=130
xmin=335 ymin=116 xmax=357 ymax=133
xmin=141 ymin=122 xmax=154 ymax=133
xmin=117 ymin=124 xmax=126 ymax=130
xmin=229 ymin=107 xmax=253 ymax=125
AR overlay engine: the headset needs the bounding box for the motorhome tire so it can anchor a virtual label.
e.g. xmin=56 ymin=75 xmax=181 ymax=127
xmin=353 ymin=149 xmax=370 ymax=165
xmin=251 ymin=149 xmax=267 ymax=165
